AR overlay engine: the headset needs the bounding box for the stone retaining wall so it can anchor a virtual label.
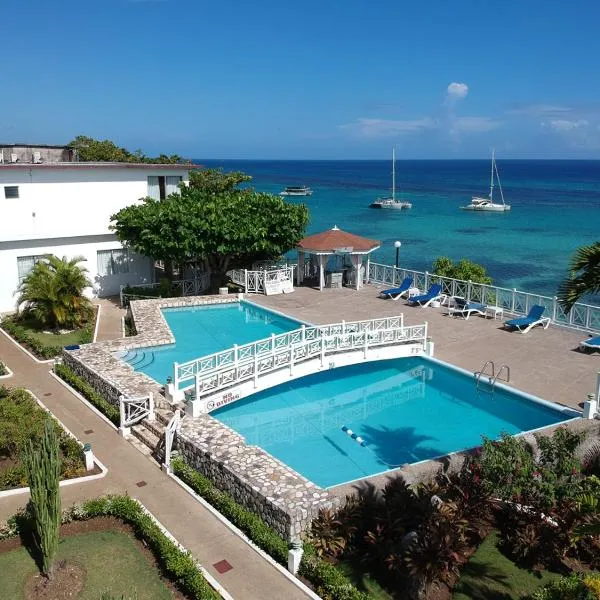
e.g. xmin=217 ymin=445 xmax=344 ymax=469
xmin=177 ymin=415 xmax=339 ymax=541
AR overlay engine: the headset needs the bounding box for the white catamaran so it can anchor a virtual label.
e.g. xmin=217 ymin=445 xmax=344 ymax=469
xmin=369 ymin=148 xmax=412 ymax=210
xmin=461 ymin=150 xmax=510 ymax=212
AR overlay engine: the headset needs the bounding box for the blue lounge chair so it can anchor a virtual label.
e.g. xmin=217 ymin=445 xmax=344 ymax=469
xmin=379 ymin=277 xmax=413 ymax=301
xmin=504 ymin=305 xmax=550 ymax=334
xmin=407 ymin=283 xmax=445 ymax=307
xmin=580 ymin=335 xmax=600 ymax=352
xmin=446 ymin=297 xmax=487 ymax=320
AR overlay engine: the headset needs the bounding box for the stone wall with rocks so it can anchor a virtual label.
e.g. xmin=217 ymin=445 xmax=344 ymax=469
xmin=177 ymin=415 xmax=339 ymax=541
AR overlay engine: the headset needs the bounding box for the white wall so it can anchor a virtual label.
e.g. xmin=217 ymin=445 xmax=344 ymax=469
xmin=0 ymin=166 xmax=190 ymax=242
xmin=0 ymin=234 xmax=153 ymax=313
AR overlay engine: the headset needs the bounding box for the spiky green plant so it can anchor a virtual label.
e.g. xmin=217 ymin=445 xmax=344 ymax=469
xmin=16 ymin=255 xmax=92 ymax=329
xmin=558 ymin=241 xmax=600 ymax=312
xmin=23 ymin=419 xmax=62 ymax=579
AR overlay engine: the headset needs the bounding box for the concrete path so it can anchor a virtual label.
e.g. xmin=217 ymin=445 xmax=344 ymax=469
xmin=0 ymin=305 xmax=312 ymax=600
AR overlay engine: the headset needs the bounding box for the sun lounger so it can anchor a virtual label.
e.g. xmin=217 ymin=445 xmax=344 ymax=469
xmin=379 ymin=277 xmax=414 ymax=301
xmin=579 ymin=335 xmax=600 ymax=352
xmin=407 ymin=283 xmax=445 ymax=308
xmin=446 ymin=297 xmax=487 ymax=320
xmin=504 ymin=305 xmax=550 ymax=334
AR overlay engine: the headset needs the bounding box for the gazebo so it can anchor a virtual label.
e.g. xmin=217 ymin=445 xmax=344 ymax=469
xmin=296 ymin=226 xmax=381 ymax=291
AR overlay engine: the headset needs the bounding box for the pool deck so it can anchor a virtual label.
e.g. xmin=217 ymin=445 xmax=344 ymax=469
xmin=250 ymin=284 xmax=599 ymax=413
xmin=251 ymin=285 xmax=600 ymax=497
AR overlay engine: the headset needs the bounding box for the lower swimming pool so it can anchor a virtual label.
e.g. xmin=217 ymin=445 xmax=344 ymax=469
xmin=212 ymin=356 xmax=579 ymax=488
xmin=121 ymin=302 xmax=301 ymax=385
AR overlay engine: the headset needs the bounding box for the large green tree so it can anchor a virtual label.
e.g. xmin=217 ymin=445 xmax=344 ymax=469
xmin=68 ymin=135 xmax=184 ymax=164
xmin=16 ymin=255 xmax=93 ymax=329
xmin=558 ymin=241 xmax=600 ymax=312
xmin=111 ymin=169 xmax=309 ymax=290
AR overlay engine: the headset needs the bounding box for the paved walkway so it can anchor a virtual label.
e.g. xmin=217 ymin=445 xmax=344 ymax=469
xmin=0 ymin=300 xmax=312 ymax=600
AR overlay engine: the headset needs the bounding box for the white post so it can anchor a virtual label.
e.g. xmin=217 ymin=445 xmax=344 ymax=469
xmin=424 ymin=271 xmax=430 ymax=290
xmin=511 ymin=288 xmax=517 ymax=313
xmin=233 ymin=344 xmax=238 ymax=371
xmin=552 ymin=296 xmax=558 ymax=323
xmin=354 ymin=255 xmax=360 ymax=290
xmin=147 ymin=392 xmax=155 ymax=421
xmin=289 ymin=345 xmax=294 ymax=375
xmin=254 ymin=353 xmax=259 ymax=387
xmin=319 ymin=255 xmax=325 ymax=291
xmin=118 ymin=396 xmax=130 ymax=437
xmin=195 ymin=375 xmax=200 ymax=405
xmin=301 ymin=324 xmax=306 ymax=343
xmin=366 ymin=255 xmax=370 ymax=284
xmin=320 ymin=334 xmax=325 ymax=366
xmin=83 ymin=443 xmax=95 ymax=471
xmin=173 ymin=361 xmax=179 ymax=394
xmin=287 ymin=544 xmax=303 ymax=575
xmin=363 ymin=329 xmax=369 ymax=359
xmin=342 ymin=320 xmax=346 ymax=334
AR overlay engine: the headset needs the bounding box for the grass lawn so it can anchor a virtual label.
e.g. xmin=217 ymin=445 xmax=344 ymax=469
xmin=337 ymin=560 xmax=394 ymax=600
xmin=453 ymin=532 xmax=561 ymax=600
xmin=19 ymin=318 xmax=92 ymax=348
xmin=0 ymin=530 xmax=174 ymax=599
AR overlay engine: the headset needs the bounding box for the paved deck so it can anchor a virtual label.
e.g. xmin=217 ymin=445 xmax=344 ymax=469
xmin=251 ymin=285 xmax=600 ymax=411
xmin=0 ymin=299 xmax=312 ymax=600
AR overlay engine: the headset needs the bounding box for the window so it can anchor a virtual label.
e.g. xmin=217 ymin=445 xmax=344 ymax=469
xmin=97 ymin=249 xmax=132 ymax=276
xmin=147 ymin=175 xmax=182 ymax=200
xmin=17 ymin=254 xmax=50 ymax=283
xmin=4 ymin=186 xmax=19 ymax=199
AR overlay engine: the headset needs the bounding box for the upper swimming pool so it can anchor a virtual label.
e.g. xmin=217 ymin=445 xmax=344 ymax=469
xmin=211 ymin=356 xmax=579 ymax=488
xmin=121 ymin=302 xmax=302 ymax=385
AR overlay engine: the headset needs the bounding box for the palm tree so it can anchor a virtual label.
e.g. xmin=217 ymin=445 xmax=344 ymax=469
xmin=16 ymin=255 xmax=92 ymax=330
xmin=557 ymin=241 xmax=600 ymax=312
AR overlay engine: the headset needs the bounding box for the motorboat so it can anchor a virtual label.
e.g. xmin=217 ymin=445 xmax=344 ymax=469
xmin=280 ymin=186 xmax=313 ymax=196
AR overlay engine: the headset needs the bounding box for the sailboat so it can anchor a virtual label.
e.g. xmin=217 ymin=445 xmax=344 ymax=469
xmin=369 ymin=148 xmax=412 ymax=210
xmin=461 ymin=150 xmax=511 ymax=212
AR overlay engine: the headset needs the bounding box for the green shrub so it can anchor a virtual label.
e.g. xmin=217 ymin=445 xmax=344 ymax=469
xmin=0 ymin=361 xmax=8 ymax=376
xmin=171 ymin=457 xmax=367 ymax=600
xmin=54 ymin=363 xmax=120 ymax=426
xmin=524 ymin=572 xmax=600 ymax=599
xmin=0 ymin=387 xmax=86 ymax=490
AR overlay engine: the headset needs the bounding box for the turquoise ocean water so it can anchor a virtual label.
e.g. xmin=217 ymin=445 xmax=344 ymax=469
xmin=198 ymin=159 xmax=600 ymax=296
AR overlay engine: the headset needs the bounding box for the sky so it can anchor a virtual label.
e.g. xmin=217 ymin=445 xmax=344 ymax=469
xmin=2 ymin=0 xmax=600 ymax=159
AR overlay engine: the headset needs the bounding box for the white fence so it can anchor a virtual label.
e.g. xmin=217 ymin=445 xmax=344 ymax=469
xmin=118 ymin=394 xmax=154 ymax=436
xmin=228 ymin=266 xmax=295 ymax=294
xmin=368 ymin=262 xmax=600 ymax=334
xmin=120 ymin=274 xmax=211 ymax=306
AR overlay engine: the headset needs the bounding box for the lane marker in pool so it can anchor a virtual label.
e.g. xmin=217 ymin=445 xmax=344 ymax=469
xmin=341 ymin=425 xmax=367 ymax=447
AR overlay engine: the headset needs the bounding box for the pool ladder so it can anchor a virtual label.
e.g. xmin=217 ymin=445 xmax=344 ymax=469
xmin=475 ymin=361 xmax=510 ymax=392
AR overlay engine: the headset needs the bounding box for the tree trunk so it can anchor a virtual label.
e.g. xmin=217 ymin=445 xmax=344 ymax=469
xmin=164 ymin=259 xmax=174 ymax=281
xmin=209 ymin=270 xmax=225 ymax=293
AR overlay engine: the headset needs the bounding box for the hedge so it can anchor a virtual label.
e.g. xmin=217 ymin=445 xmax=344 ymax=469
xmin=1 ymin=495 xmax=220 ymax=600
xmin=1 ymin=314 xmax=94 ymax=359
xmin=0 ymin=361 xmax=8 ymax=376
xmin=172 ymin=458 xmax=368 ymax=600
xmin=54 ymin=363 xmax=120 ymax=426
xmin=525 ymin=572 xmax=600 ymax=599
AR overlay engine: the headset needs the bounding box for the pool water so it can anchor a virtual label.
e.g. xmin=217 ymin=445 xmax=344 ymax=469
xmin=122 ymin=302 xmax=301 ymax=385
xmin=212 ymin=357 xmax=577 ymax=488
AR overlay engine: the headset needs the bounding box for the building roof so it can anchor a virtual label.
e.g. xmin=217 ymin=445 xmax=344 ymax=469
xmin=297 ymin=226 xmax=381 ymax=254
xmin=0 ymin=143 xmax=73 ymax=149
xmin=0 ymin=162 xmax=200 ymax=171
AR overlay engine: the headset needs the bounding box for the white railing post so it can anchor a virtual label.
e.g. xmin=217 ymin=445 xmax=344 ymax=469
xmin=289 ymin=345 xmax=294 ymax=375
xmin=552 ymin=296 xmax=558 ymax=322
xmin=342 ymin=320 xmax=346 ymax=334
xmin=424 ymin=271 xmax=429 ymax=290
xmin=254 ymin=353 xmax=259 ymax=387
xmin=118 ymin=396 xmax=129 ymax=437
xmin=233 ymin=344 xmax=238 ymax=371
xmin=301 ymin=324 xmax=306 ymax=343
xmin=244 ymin=269 xmax=248 ymax=292
xmin=271 ymin=333 xmax=276 ymax=357
xmin=511 ymin=289 xmax=516 ymax=313
xmin=363 ymin=330 xmax=369 ymax=359
xmin=194 ymin=374 xmax=200 ymax=406
xmin=147 ymin=393 xmax=155 ymax=421
xmin=320 ymin=334 xmax=325 ymax=367
xmin=467 ymin=280 xmax=472 ymax=302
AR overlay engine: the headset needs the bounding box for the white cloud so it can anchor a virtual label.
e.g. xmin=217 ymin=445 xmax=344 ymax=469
xmin=446 ymin=82 xmax=469 ymax=101
xmin=339 ymin=117 xmax=436 ymax=138
xmin=508 ymin=104 xmax=572 ymax=117
xmin=450 ymin=116 xmax=502 ymax=134
xmin=549 ymin=119 xmax=589 ymax=132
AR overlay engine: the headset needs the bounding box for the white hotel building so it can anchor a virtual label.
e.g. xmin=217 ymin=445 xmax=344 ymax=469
xmin=0 ymin=157 xmax=193 ymax=313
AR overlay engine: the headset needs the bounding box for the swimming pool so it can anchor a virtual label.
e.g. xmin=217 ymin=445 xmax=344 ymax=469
xmin=212 ymin=356 xmax=578 ymax=488
xmin=121 ymin=302 xmax=302 ymax=385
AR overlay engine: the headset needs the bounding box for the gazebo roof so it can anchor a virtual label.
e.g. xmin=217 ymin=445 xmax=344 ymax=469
xmin=297 ymin=226 xmax=381 ymax=254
